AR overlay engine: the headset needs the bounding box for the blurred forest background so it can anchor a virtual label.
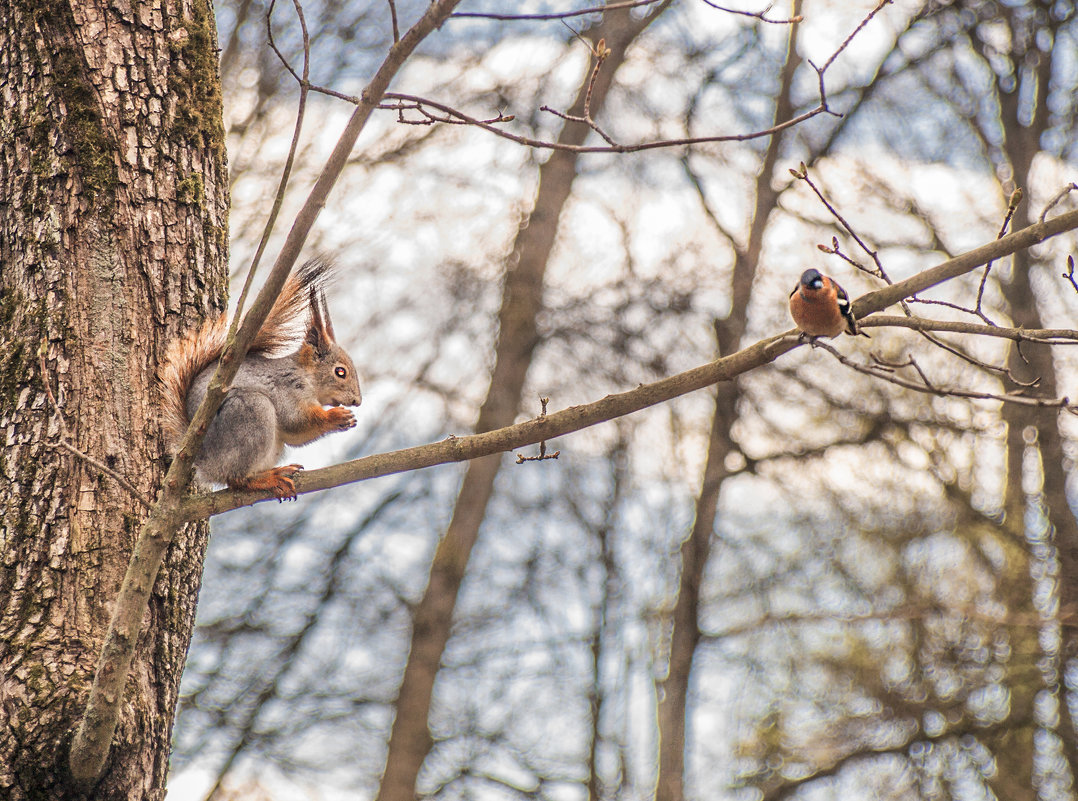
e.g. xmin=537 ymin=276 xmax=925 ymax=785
xmin=169 ymin=0 xmax=1078 ymax=799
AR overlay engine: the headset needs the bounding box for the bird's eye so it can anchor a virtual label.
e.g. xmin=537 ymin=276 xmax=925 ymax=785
xmin=335 ymin=366 xmax=347 ymax=378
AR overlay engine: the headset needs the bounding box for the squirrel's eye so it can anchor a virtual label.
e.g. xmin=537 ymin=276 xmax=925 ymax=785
xmin=335 ymin=366 xmax=347 ymax=379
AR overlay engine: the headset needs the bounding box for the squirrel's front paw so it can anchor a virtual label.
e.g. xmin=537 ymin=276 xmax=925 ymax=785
xmin=326 ymin=406 xmax=356 ymax=430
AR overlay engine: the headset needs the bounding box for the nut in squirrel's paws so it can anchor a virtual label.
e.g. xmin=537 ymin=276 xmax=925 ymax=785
xmin=327 ymin=406 xmax=356 ymax=430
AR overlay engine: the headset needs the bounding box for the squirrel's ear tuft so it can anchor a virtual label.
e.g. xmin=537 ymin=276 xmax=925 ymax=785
xmin=306 ymin=289 xmax=335 ymax=352
xmin=318 ymin=290 xmax=336 ymax=340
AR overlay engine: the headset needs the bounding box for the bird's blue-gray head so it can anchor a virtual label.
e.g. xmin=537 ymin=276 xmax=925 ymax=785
xmin=799 ymin=268 xmax=824 ymax=289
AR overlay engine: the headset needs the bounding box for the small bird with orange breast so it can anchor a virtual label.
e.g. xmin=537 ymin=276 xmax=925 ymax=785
xmin=788 ymin=268 xmax=862 ymax=338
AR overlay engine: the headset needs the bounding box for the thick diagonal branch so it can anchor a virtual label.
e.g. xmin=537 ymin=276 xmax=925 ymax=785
xmin=184 ymin=207 xmax=1078 ymax=521
xmin=68 ymin=0 xmax=464 ymax=785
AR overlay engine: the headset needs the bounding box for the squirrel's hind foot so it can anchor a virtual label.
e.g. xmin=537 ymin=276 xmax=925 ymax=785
xmin=230 ymin=464 xmax=305 ymax=502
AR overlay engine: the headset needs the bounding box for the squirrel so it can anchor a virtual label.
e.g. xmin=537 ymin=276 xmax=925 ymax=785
xmin=160 ymin=260 xmax=363 ymax=501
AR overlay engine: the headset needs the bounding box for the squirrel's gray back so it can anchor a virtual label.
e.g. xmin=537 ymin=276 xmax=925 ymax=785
xmin=185 ymin=352 xmax=314 ymax=420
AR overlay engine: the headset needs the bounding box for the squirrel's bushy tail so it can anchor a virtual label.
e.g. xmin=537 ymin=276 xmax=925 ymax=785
xmin=160 ymin=260 xmax=335 ymax=450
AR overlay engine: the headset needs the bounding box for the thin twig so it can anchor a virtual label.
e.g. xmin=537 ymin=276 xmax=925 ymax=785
xmin=916 ymin=329 xmax=1018 ymax=381
xmin=812 ymin=339 xmax=1071 ymax=410
xmin=907 ymin=296 xmax=986 ymax=317
xmin=791 ymin=163 xmax=888 ymax=281
xmin=307 ymin=82 xmax=366 ymax=104
xmin=387 ymin=0 xmax=400 ymax=42
xmin=817 ymin=236 xmax=866 ymax=272
xmin=559 ymin=18 xmax=592 ymax=50
xmin=232 ymin=0 xmax=312 ymax=323
xmin=451 ymin=0 xmax=662 ymax=21
xmin=699 ymin=0 xmax=802 ymax=24
xmin=806 ymin=0 xmax=892 ymax=116
xmin=864 ymin=337 xmax=1041 ymax=390
xmin=381 ymin=91 xmax=830 ymax=152
xmin=813 ymin=0 xmax=892 ymax=74
xmin=534 ymin=30 xmax=617 ymax=143
xmin=265 ymin=0 xmax=303 ymax=83
xmin=539 ymin=104 xmax=619 ymax=146
xmin=972 ymin=186 xmax=1022 ymax=323
xmin=379 ymin=100 xmax=515 ymax=126
xmin=584 ymin=38 xmax=609 ymax=119
xmin=1041 ymin=182 xmax=1078 ymax=223
xmin=1063 ymin=255 xmax=1078 ymax=294
xmin=516 ymin=397 xmax=561 ymax=463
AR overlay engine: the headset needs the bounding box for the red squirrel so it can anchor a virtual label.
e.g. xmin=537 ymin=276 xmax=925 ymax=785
xmin=160 ymin=260 xmax=362 ymax=500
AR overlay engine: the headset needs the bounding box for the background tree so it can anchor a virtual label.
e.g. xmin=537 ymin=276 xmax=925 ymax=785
xmin=705 ymin=2 xmax=1078 ymax=798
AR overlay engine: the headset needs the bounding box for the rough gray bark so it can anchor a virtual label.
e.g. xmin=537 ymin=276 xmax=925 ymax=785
xmin=0 ymin=0 xmax=228 ymax=797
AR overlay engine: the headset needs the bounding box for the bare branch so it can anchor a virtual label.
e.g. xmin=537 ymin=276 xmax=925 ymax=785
xmin=450 ymin=0 xmax=663 ymax=21
xmin=264 ymin=0 xmax=307 ymax=84
xmin=907 ymin=295 xmax=986 ymax=318
xmin=1041 ymin=182 xmax=1078 ymax=223
xmin=813 ymin=339 xmax=1070 ymax=409
xmin=387 ymin=0 xmax=400 ymax=43
xmin=532 ymin=34 xmax=620 ymax=147
xmin=699 ymin=0 xmax=802 ymax=24
xmin=792 ymin=163 xmax=888 ymax=281
xmin=811 ymin=0 xmax=892 ymax=75
xmin=382 ymin=91 xmax=831 ymax=152
xmin=182 ymin=209 xmax=1078 ymax=520
xmin=850 ymin=208 xmax=1078 ymax=319
xmin=231 ymin=0 xmax=313 ymax=323
xmin=452 ymin=0 xmax=801 ymax=24
xmin=68 ymin=0 xmax=467 ymax=785
xmin=805 ymin=0 xmax=893 ymax=116
xmin=379 ymin=99 xmax=516 ymax=126
xmin=1064 ymin=255 xmax=1078 ymax=294
xmin=971 ymin=186 xmax=1022 ymax=324
xmin=863 ymin=315 xmax=1061 ymax=390
xmin=817 ymin=235 xmax=868 ymax=273
xmin=386 ymin=0 xmax=891 ymax=153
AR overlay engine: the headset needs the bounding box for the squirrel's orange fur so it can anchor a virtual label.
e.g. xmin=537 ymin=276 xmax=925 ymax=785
xmin=159 ymin=260 xmax=362 ymax=500
xmin=160 ymin=260 xmax=334 ymax=451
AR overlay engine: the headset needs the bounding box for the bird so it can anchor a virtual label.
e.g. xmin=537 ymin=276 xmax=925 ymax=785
xmin=788 ymin=268 xmax=862 ymax=338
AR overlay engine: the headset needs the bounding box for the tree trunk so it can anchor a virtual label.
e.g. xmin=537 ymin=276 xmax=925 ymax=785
xmin=0 ymin=0 xmax=228 ymax=798
xmin=375 ymin=7 xmax=669 ymax=800
xmin=1000 ymin=211 xmax=1078 ymax=784
xmin=655 ymin=7 xmax=801 ymax=798
xmin=993 ymin=8 xmax=1078 ymax=782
